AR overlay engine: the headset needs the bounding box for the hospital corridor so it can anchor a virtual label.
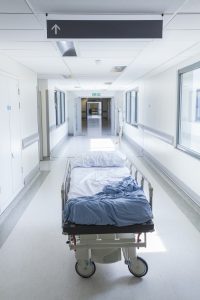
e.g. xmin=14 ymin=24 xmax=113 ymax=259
xmin=0 ymin=1 xmax=200 ymax=300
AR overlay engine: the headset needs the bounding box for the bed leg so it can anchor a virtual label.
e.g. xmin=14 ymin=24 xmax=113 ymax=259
xmin=75 ymin=248 xmax=96 ymax=278
xmin=122 ymin=246 xmax=137 ymax=265
xmin=75 ymin=248 xmax=91 ymax=261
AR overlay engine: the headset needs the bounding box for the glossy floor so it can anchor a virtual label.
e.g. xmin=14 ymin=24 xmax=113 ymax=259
xmin=0 ymin=136 xmax=200 ymax=300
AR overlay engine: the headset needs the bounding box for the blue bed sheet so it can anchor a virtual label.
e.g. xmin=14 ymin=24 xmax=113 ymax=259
xmin=64 ymin=176 xmax=153 ymax=227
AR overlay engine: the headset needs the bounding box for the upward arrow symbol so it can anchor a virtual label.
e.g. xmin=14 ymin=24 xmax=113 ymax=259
xmin=51 ymin=24 xmax=61 ymax=35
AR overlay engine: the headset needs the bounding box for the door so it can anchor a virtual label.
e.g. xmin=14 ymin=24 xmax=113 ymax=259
xmin=111 ymin=97 xmax=115 ymax=135
xmin=0 ymin=75 xmax=13 ymax=212
xmin=9 ymin=79 xmax=23 ymax=196
xmin=74 ymin=97 xmax=82 ymax=135
xmin=37 ymin=90 xmax=43 ymax=160
xmin=0 ymin=75 xmax=23 ymax=213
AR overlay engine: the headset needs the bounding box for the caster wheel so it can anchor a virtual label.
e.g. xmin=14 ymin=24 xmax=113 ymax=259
xmin=128 ymin=256 xmax=148 ymax=277
xmin=75 ymin=261 xmax=96 ymax=278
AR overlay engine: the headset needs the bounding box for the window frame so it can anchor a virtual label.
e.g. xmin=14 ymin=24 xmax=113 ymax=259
xmin=177 ymin=61 xmax=200 ymax=159
xmin=54 ymin=90 xmax=66 ymax=127
xmin=125 ymin=89 xmax=138 ymax=127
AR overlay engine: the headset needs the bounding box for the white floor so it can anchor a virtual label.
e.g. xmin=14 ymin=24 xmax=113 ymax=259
xmin=0 ymin=136 xmax=200 ymax=300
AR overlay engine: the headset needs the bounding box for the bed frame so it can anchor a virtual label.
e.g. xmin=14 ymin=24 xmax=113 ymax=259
xmin=61 ymin=158 xmax=154 ymax=278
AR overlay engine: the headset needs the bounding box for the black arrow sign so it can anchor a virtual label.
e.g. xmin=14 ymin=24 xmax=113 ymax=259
xmin=47 ymin=20 xmax=163 ymax=39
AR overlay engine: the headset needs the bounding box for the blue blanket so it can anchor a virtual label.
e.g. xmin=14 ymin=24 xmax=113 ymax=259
xmin=64 ymin=176 xmax=153 ymax=227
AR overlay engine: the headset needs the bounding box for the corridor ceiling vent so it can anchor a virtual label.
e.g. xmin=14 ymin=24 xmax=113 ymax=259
xmin=104 ymin=82 xmax=112 ymax=85
xmin=56 ymin=41 xmax=77 ymax=56
xmin=62 ymin=74 xmax=71 ymax=79
xmin=111 ymin=66 xmax=127 ymax=73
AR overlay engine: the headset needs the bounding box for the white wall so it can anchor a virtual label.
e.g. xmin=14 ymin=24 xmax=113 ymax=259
xmin=0 ymin=54 xmax=39 ymax=213
xmin=122 ymin=53 xmax=200 ymax=205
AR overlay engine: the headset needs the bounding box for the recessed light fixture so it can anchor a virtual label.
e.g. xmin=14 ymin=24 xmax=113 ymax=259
xmin=111 ymin=66 xmax=127 ymax=72
xmin=74 ymin=86 xmax=81 ymax=88
xmin=104 ymin=82 xmax=112 ymax=85
xmin=57 ymin=41 xmax=77 ymax=56
xmin=95 ymin=59 xmax=101 ymax=65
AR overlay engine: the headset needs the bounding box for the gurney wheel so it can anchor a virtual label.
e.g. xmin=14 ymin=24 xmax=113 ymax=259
xmin=128 ymin=256 xmax=148 ymax=277
xmin=75 ymin=261 xmax=96 ymax=278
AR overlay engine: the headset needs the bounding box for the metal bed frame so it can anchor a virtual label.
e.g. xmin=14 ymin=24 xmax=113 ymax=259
xmin=61 ymin=158 xmax=154 ymax=278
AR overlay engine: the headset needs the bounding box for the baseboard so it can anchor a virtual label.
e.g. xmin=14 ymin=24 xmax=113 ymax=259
xmin=50 ymin=134 xmax=68 ymax=157
xmin=24 ymin=164 xmax=40 ymax=186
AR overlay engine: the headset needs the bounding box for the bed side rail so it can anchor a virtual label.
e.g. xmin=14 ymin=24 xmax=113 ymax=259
xmin=129 ymin=162 xmax=153 ymax=210
xmin=61 ymin=159 xmax=71 ymax=224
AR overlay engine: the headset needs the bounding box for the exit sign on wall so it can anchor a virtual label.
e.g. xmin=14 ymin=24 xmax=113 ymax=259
xmin=92 ymin=93 xmax=101 ymax=97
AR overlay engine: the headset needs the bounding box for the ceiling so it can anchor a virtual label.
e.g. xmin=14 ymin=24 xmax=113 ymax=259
xmin=1 ymin=0 xmax=200 ymax=90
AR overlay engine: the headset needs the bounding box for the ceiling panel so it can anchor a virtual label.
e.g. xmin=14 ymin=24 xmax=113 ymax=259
xmin=112 ymin=30 xmax=200 ymax=88
xmin=29 ymin=0 xmax=184 ymax=14
xmin=0 ymin=0 xmax=31 ymax=13
xmin=0 ymin=30 xmax=46 ymax=41
xmin=166 ymin=15 xmax=200 ymax=30
xmin=10 ymin=57 xmax=69 ymax=74
xmin=0 ymin=42 xmax=59 ymax=57
xmin=64 ymin=57 xmax=132 ymax=76
xmin=0 ymin=14 xmax=43 ymax=30
xmin=0 ymin=49 xmax=59 ymax=58
xmin=77 ymin=40 xmax=149 ymax=58
xmin=178 ymin=0 xmax=200 ymax=13
xmin=0 ymin=41 xmax=56 ymax=50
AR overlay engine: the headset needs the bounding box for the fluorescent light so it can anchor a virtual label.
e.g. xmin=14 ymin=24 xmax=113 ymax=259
xmin=56 ymin=41 xmax=77 ymax=56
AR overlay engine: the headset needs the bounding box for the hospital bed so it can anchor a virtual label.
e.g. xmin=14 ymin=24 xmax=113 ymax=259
xmin=61 ymin=152 xmax=154 ymax=278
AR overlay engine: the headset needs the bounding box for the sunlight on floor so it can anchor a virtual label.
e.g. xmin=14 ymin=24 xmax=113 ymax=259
xmin=139 ymin=230 xmax=167 ymax=253
xmin=89 ymin=138 xmax=116 ymax=151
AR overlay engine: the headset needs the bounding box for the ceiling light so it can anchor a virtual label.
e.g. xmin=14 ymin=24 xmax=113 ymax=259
xmin=104 ymin=82 xmax=112 ymax=85
xmin=111 ymin=66 xmax=127 ymax=72
xmin=74 ymin=86 xmax=81 ymax=88
xmin=56 ymin=41 xmax=77 ymax=56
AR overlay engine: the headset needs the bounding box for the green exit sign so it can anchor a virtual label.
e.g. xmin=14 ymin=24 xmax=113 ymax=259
xmin=92 ymin=92 xmax=101 ymax=97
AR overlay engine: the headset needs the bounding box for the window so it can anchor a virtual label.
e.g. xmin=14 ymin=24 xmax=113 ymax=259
xmin=178 ymin=64 xmax=200 ymax=157
xmin=55 ymin=90 xmax=66 ymax=126
xmin=196 ymin=89 xmax=200 ymax=122
xmin=126 ymin=91 xmax=131 ymax=123
xmin=130 ymin=90 xmax=138 ymax=125
xmin=125 ymin=90 xmax=138 ymax=125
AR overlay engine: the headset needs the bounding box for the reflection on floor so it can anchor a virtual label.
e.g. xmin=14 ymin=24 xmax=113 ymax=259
xmin=82 ymin=116 xmax=111 ymax=136
xmin=0 ymin=136 xmax=200 ymax=300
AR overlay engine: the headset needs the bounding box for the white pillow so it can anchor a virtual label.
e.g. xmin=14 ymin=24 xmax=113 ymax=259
xmin=70 ymin=151 xmax=125 ymax=168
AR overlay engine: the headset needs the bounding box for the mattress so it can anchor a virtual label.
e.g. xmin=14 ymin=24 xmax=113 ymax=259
xmin=65 ymin=165 xmax=153 ymax=227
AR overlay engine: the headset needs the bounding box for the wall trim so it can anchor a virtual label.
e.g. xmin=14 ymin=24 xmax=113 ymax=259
xmin=24 ymin=164 xmax=40 ymax=186
xmin=22 ymin=133 xmax=39 ymax=149
xmin=123 ymin=133 xmax=200 ymax=208
xmin=138 ymin=123 xmax=174 ymax=145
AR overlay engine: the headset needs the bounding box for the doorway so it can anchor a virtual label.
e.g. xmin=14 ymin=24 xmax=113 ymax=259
xmin=81 ymin=98 xmax=111 ymax=136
